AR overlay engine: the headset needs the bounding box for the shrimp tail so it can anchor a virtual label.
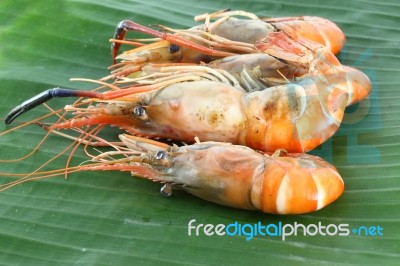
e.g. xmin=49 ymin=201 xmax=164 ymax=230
xmin=264 ymin=16 xmax=346 ymax=54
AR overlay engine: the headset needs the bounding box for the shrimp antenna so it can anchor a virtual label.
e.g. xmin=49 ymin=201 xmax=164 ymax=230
xmin=5 ymin=88 xmax=100 ymax=124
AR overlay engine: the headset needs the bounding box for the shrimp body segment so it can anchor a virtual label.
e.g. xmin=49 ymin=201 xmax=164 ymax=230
xmin=87 ymin=135 xmax=344 ymax=215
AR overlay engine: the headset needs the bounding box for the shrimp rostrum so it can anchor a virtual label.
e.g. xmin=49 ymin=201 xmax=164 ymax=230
xmin=1 ymin=135 xmax=343 ymax=215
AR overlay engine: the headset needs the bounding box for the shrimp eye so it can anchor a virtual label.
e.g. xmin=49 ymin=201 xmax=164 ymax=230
xmin=155 ymin=150 xmax=167 ymax=160
xmin=133 ymin=105 xmax=145 ymax=116
xmin=132 ymin=106 xmax=148 ymax=120
xmin=154 ymin=150 xmax=171 ymax=168
xmin=169 ymin=44 xmax=180 ymax=53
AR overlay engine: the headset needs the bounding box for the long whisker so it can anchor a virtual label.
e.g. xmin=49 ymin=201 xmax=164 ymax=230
xmin=0 ymin=107 xmax=69 ymax=163
xmin=69 ymin=78 xmax=121 ymax=91
xmin=64 ymin=127 xmax=93 ymax=179
xmin=0 ymin=153 xmax=142 ymax=192
xmin=0 ymin=106 xmax=66 ymax=136
xmin=0 ymin=139 xmax=78 ymax=190
xmin=0 ymin=167 xmax=83 ymax=192
xmin=0 ymin=125 xmax=53 ymax=163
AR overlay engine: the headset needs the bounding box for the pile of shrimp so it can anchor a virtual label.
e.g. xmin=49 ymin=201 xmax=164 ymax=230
xmin=1 ymin=10 xmax=372 ymax=215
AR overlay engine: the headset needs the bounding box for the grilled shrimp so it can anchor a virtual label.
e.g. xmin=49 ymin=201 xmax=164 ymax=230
xmin=112 ymin=10 xmax=345 ymax=64
xmin=86 ymin=135 xmax=344 ymax=214
xmin=5 ymin=32 xmax=371 ymax=152
xmin=5 ymin=65 xmax=371 ymax=153
xmin=0 ymin=135 xmax=343 ymax=214
xmin=0 ymin=134 xmax=341 ymax=214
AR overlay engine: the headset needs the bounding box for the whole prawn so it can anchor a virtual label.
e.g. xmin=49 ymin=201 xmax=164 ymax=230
xmin=111 ymin=10 xmax=345 ymax=65
xmin=108 ymin=10 xmax=344 ymax=82
xmin=5 ymin=33 xmax=371 ymax=153
xmin=0 ymin=134 xmax=344 ymax=215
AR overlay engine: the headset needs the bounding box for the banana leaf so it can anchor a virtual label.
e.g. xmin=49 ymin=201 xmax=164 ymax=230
xmin=0 ymin=0 xmax=399 ymax=265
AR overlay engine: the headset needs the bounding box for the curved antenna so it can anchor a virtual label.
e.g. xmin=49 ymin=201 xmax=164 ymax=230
xmin=5 ymin=88 xmax=100 ymax=124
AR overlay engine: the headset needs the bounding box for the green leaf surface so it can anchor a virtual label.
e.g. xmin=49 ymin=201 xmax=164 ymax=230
xmin=0 ymin=0 xmax=399 ymax=265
